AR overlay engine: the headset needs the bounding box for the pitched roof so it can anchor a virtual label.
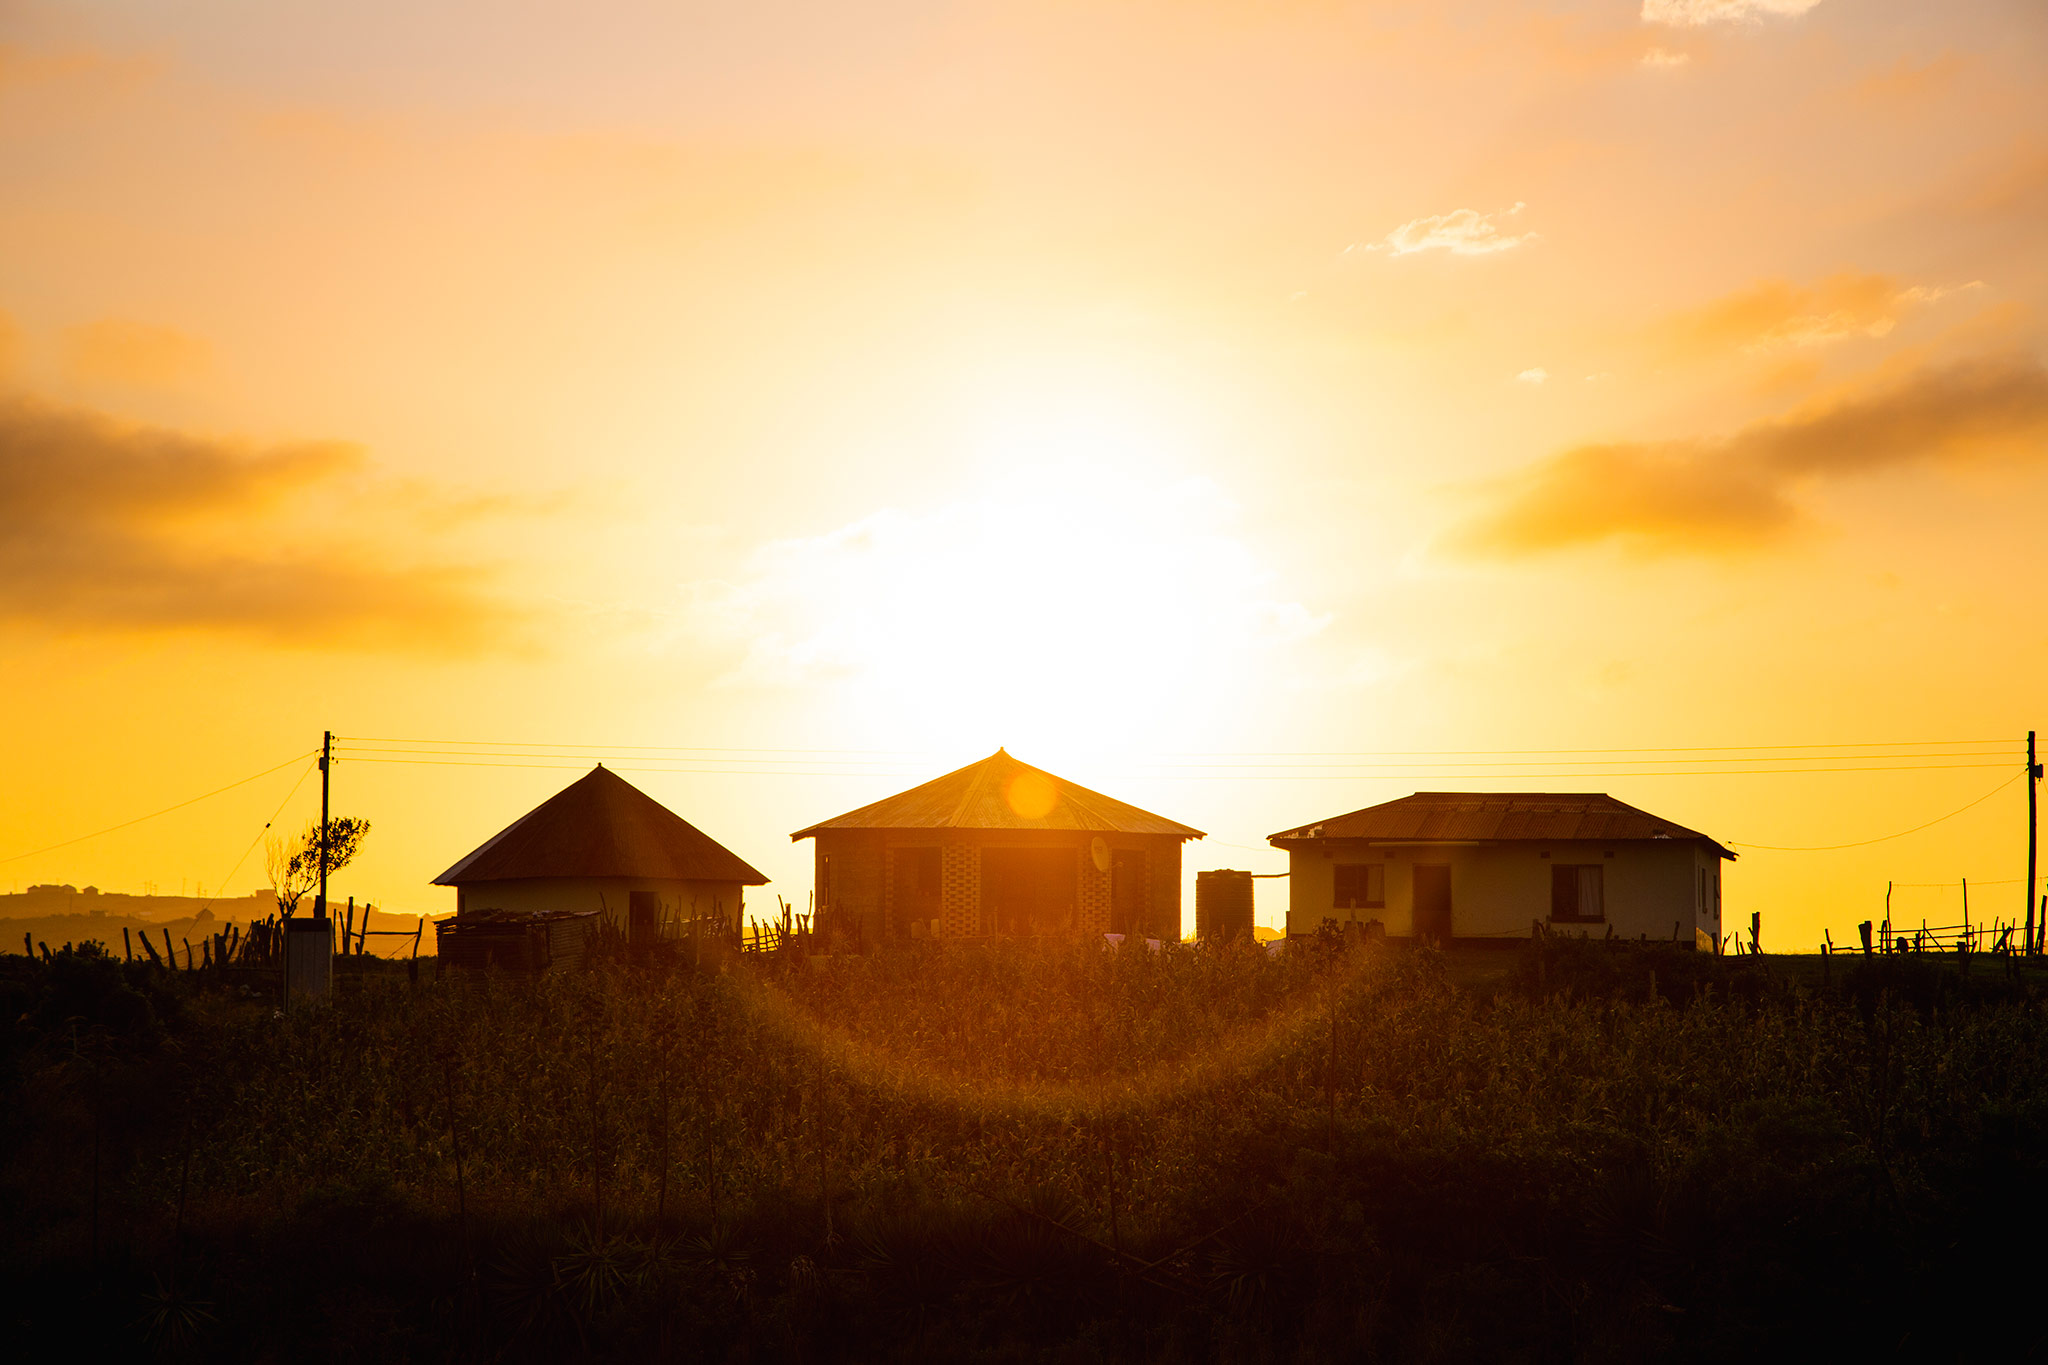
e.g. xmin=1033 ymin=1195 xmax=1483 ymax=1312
xmin=791 ymin=749 xmax=1204 ymax=840
xmin=434 ymin=766 xmax=769 ymax=885
xmin=1269 ymin=792 xmax=1735 ymax=859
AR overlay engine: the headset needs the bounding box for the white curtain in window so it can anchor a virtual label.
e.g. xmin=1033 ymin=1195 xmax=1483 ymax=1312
xmin=1578 ymin=864 xmax=1603 ymax=920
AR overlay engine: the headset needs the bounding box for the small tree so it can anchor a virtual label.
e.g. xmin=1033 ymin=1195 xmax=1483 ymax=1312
xmin=265 ymin=817 xmax=371 ymax=920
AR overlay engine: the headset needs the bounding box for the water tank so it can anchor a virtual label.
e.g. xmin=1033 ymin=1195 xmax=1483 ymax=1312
xmin=1195 ymin=869 xmax=1255 ymax=942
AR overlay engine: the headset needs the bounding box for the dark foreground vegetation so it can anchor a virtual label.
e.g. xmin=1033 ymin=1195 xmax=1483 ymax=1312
xmin=5 ymin=934 xmax=2048 ymax=1362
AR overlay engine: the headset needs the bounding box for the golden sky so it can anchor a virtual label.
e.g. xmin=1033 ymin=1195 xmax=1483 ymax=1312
xmin=3 ymin=0 xmax=2045 ymax=942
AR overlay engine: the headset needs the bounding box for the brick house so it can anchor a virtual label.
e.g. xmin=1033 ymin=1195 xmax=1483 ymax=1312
xmin=792 ymin=749 xmax=1203 ymax=944
xmin=1270 ymin=792 xmax=1733 ymax=948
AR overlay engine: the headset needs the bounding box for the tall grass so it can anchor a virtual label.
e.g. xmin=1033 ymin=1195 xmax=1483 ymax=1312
xmin=5 ymin=936 xmax=2048 ymax=1360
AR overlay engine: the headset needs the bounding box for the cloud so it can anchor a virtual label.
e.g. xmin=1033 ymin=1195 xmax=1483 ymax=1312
xmin=1640 ymin=47 xmax=1691 ymax=68
xmin=1351 ymin=204 xmax=1535 ymax=257
xmin=1657 ymin=272 xmax=1980 ymax=358
xmin=1517 ymin=368 xmax=1550 ymax=385
xmin=0 ymin=398 xmax=538 ymax=649
xmin=63 ymin=318 xmax=213 ymax=389
xmin=1447 ymin=353 xmax=2048 ymax=558
xmin=1641 ymin=0 xmax=1821 ymax=27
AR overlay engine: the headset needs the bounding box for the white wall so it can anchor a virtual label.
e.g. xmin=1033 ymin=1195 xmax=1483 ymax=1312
xmin=453 ymin=877 xmax=748 ymax=932
xmin=1284 ymin=840 xmax=1719 ymax=943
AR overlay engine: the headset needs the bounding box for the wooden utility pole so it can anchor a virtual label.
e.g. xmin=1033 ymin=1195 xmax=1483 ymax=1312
xmin=315 ymin=730 xmax=332 ymax=925
xmin=2028 ymin=731 xmax=2040 ymax=956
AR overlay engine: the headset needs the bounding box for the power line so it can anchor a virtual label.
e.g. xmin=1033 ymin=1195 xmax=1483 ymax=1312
xmin=196 ymin=759 xmax=319 ymax=917
xmin=339 ymin=734 xmax=2010 ymax=758
xmin=0 ymin=752 xmax=317 ymax=867
xmin=337 ymin=754 xmax=2014 ymax=779
xmin=1727 ymin=770 xmax=2025 ymax=852
xmin=336 ymin=743 xmax=2015 ymax=768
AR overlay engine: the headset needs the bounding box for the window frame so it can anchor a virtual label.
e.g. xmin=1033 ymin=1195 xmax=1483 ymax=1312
xmin=1549 ymin=863 xmax=1606 ymax=924
xmin=1333 ymin=862 xmax=1386 ymax=911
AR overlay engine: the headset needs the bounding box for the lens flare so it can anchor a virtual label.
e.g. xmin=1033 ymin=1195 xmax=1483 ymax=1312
xmin=1004 ymin=770 xmax=1058 ymax=820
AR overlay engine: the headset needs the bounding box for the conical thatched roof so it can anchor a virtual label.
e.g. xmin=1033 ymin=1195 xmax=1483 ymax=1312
xmin=435 ymin=766 xmax=769 ymax=885
xmin=791 ymin=749 xmax=1203 ymax=840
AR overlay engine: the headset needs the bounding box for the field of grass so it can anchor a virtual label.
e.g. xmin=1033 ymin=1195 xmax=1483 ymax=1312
xmin=5 ymin=934 xmax=2048 ymax=1361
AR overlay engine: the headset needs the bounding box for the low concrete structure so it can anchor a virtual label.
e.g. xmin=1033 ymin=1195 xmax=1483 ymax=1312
xmin=1271 ymin=792 xmax=1733 ymax=948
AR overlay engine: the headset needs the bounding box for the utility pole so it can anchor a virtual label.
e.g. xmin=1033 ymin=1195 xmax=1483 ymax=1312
xmin=286 ymin=730 xmax=336 ymax=1009
xmin=2028 ymin=730 xmax=2040 ymax=956
xmin=316 ymin=730 xmax=332 ymax=925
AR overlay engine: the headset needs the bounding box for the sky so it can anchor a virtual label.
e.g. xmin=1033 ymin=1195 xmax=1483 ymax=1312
xmin=2 ymin=0 xmax=2045 ymax=942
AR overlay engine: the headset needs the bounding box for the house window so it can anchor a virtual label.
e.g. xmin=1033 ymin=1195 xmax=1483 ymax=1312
xmin=1334 ymin=863 xmax=1385 ymax=910
xmin=890 ymin=847 xmax=941 ymax=938
xmin=1551 ymin=864 xmax=1604 ymax=923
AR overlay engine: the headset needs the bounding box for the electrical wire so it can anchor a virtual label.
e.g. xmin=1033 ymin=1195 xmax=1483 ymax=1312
xmin=336 ymin=754 xmax=2014 ymax=778
xmin=338 ymin=734 xmax=2009 ymax=756
xmin=0 ymin=752 xmax=317 ymax=867
xmin=337 ymin=744 xmax=2015 ymax=768
xmin=1726 ymin=769 xmax=2026 ymax=851
xmin=195 ymin=759 xmax=319 ymax=918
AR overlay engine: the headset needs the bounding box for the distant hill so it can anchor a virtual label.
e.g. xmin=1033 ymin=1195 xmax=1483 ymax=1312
xmin=2 ymin=884 xmax=278 ymax=924
xmin=2 ymin=885 xmax=433 ymax=962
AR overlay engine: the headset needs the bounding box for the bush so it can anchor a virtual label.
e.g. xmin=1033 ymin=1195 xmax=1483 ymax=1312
xmin=3 ymin=937 xmax=2046 ymax=1360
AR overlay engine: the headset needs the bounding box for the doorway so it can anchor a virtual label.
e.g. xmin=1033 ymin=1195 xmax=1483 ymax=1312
xmin=1110 ymin=849 xmax=1147 ymax=937
xmin=1412 ymin=865 xmax=1452 ymax=945
xmin=981 ymin=848 xmax=1077 ymax=937
xmin=629 ymin=890 xmax=660 ymax=947
xmin=891 ymin=847 xmax=942 ymax=938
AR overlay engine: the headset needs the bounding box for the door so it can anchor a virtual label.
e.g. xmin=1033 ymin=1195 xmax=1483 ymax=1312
xmin=1110 ymin=849 xmax=1147 ymax=937
xmin=1413 ymin=865 xmax=1452 ymax=945
xmin=628 ymin=889 xmax=660 ymax=947
xmin=891 ymin=848 xmax=942 ymax=938
xmin=981 ymin=848 xmax=1077 ymax=937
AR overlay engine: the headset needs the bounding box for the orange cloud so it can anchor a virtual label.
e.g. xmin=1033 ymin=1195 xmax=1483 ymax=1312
xmin=1641 ymin=0 xmax=1820 ymax=26
xmin=1351 ymin=204 xmax=1535 ymax=258
xmin=1448 ymin=353 xmax=2048 ymax=557
xmin=1852 ymin=53 xmax=1966 ymax=106
xmin=1656 ymin=272 xmax=1978 ymax=358
xmin=63 ymin=318 xmax=213 ymax=389
xmin=0 ymin=398 xmax=539 ymax=650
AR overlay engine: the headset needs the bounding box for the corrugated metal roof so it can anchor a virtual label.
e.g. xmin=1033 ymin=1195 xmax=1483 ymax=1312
xmin=791 ymin=749 xmax=1204 ymax=840
xmin=1268 ymin=791 xmax=1735 ymax=859
xmin=434 ymin=766 xmax=770 ymax=885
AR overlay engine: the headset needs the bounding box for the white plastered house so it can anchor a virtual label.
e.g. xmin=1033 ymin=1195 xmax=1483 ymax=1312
xmin=1270 ymin=792 xmax=1733 ymax=948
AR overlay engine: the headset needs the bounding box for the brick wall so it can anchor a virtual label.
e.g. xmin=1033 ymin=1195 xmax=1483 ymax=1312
xmin=1077 ymin=845 xmax=1110 ymax=935
xmin=817 ymin=833 xmax=885 ymax=946
xmin=1152 ymin=837 xmax=1183 ymax=942
xmin=940 ymin=842 xmax=979 ymax=938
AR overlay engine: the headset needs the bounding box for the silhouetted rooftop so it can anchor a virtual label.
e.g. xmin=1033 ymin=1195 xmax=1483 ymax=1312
xmin=435 ymin=766 xmax=769 ymax=885
xmin=1269 ymin=791 xmax=1734 ymax=858
xmin=791 ymin=749 xmax=1204 ymax=840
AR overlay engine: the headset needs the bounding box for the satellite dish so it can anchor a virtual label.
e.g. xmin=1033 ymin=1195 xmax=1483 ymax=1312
xmin=1091 ymin=836 xmax=1111 ymax=873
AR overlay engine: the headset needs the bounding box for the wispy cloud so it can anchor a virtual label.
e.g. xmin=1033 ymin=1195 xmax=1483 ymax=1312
xmin=0 ymin=397 xmax=540 ymax=649
xmin=1640 ymin=47 xmax=1691 ymax=68
xmin=63 ymin=318 xmax=214 ymax=389
xmin=1350 ymin=204 xmax=1535 ymax=258
xmin=1641 ymin=0 xmax=1822 ymax=27
xmin=1517 ymin=368 xmax=1550 ymax=384
xmin=1446 ymin=353 xmax=2048 ymax=558
xmin=1657 ymin=272 xmax=1981 ymax=358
